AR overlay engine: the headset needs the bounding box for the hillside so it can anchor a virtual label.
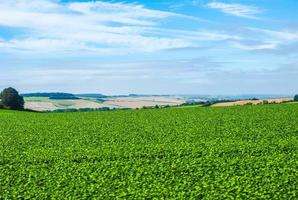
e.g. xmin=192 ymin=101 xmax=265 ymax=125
xmin=1 ymin=104 xmax=298 ymax=198
xmin=24 ymin=96 xmax=186 ymax=111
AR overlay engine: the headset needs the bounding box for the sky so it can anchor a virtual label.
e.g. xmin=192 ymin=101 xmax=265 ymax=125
xmin=0 ymin=0 xmax=297 ymax=95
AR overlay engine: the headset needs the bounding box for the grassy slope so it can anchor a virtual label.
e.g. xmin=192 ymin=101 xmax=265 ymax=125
xmin=0 ymin=104 xmax=298 ymax=199
xmin=24 ymin=97 xmax=50 ymax=102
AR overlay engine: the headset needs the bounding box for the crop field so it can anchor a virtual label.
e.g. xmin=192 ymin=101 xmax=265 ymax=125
xmin=24 ymin=96 xmax=185 ymax=111
xmin=212 ymin=98 xmax=293 ymax=107
xmin=1 ymin=104 xmax=298 ymax=199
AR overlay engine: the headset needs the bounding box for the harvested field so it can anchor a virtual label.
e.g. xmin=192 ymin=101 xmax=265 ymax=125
xmin=212 ymin=98 xmax=293 ymax=107
xmin=24 ymin=97 xmax=184 ymax=111
xmin=25 ymin=102 xmax=57 ymax=111
xmin=64 ymin=100 xmax=116 ymax=109
xmin=25 ymin=99 xmax=115 ymax=111
xmin=104 ymin=97 xmax=185 ymax=109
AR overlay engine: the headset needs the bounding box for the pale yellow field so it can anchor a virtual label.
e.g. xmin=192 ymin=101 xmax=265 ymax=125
xmin=25 ymin=96 xmax=186 ymax=111
xmin=25 ymin=102 xmax=58 ymax=111
xmin=104 ymin=97 xmax=186 ymax=109
xmin=212 ymin=98 xmax=293 ymax=107
xmin=63 ymin=100 xmax=115 ymax=109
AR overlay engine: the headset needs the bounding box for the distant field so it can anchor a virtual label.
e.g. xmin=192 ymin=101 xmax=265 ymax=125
xmin=24 ymin=96 xmax=185 ymax=111
xmin=1 ymin=104 xmax=298 ymax=198
xmin=212 ymin=98 xmax=293 ymax=107
xmin=104 ymin=96 xmax=185 ymax=109
xmin=24 ymin=97 xmax=50 ymax=102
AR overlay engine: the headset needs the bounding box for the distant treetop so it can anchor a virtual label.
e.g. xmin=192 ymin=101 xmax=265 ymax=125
xmin=75 ymin=94 xmax=107 ymax=98
xmin=22 ymin=92 xmax=79 ymax=99
xmin=0 ymin=87 xmax=24 ymax=110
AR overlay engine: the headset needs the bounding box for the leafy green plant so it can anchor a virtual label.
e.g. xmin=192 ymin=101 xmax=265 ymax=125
xmin=1 ymin=104 xmax=298 ymax=199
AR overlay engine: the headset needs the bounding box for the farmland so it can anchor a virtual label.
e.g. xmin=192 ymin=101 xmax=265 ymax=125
xmin=212 ymin=98 xmax=293 ymax=107
xmin=1 ymin=104 xmax=298 ymax=199
xmin=24 ymin=96 xmax=185 ymax=111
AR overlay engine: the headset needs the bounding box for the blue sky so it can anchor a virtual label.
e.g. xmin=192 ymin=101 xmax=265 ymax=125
xmin=0 ymin=0 xmax=297 ymax=95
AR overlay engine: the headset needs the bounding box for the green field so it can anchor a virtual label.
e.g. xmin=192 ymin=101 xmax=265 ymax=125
xmin=24 ymin=97 xmax=50 ymax=102
xmin=1 ymin=104 xmax=298 ymax=199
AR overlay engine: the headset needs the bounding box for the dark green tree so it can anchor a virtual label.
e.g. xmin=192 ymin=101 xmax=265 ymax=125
xmin=294 ymin=95 xmax=298 ymax=102
xmin=0 ymin=87 xmax=24 ymax=110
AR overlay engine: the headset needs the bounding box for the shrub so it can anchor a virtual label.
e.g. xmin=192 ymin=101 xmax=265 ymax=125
xmin=0 ymin=87 xmax=24 ymax=110
xmin=294 ymin=95 xmax=298 ymax=102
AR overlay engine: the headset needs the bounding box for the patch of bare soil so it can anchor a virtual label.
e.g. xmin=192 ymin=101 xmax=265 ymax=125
xmin=65 ymin=100 xmax=116 ymax=109
xmin=25 ymin=102 xmax=58 ymax=111
xmin=104 ymin=97 xmax=186 ymax=109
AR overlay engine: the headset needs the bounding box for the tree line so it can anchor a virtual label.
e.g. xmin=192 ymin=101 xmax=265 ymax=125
xmin=22 ymin=92 xmax=79 ymax=99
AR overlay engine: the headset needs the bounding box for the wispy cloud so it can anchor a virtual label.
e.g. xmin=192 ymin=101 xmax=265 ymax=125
xmin=229 ymin=27 xmax=298 ymax=52
xmin=0 ymin=58 xmax=220 ymax=93
xmin=0 ymin=0 xmax=277 ymax=55
xmin=0 ymin=0 xmax=202 ymax=53
xmin=1 ymin=0 xmax=250 ymax=55
xmin=206 ymin=2 xmax=262 ymax=19
xmin=246 ymin=27 xmax=298 ymax=41
xmin=231 ymin=41 xmax=277 ymax=50
xmin=2 ymin=58 xmax=297 ymax=94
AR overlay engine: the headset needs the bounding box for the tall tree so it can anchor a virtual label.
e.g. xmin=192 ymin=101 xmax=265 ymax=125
xmin=0 ymin=87 xmax=24 ymax=110
xmin=294 ymin=95 xmax=298 ymax=102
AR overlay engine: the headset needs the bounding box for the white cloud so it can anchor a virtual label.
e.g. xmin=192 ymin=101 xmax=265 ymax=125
xmin=0 ymin=0 xmax=200 ymax=53
xmin=0 ymin=38 xmax=87 ymax=51
xmin=147 ymin=28 xmax=242 ymax=42
xmin=0 ymin=0 xmax=265 ymax=54
xmin=193 ymin=31 xmax=241 ymax=41
xmin=206 ymin=2 xmax=262 ymax=19
xmin=1 ymin=59 xmax=216 ymax=93
xmin=3 ymin=0 xmax=62 ymax=11
xmin=0 ymin=0 xmax=292 ymax=56
xmin=229 ymin=27 xmax=298 ymax=52
xmin=231 ymin=41 xmax=277 ymax=50
xmin=3 ymin=58 xmax=297 ymax=94
xmin=246 ymin=27 xmax=298 ymax=41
